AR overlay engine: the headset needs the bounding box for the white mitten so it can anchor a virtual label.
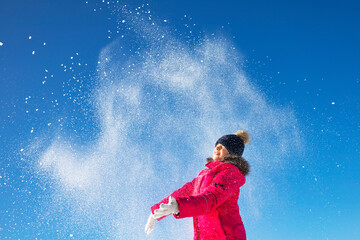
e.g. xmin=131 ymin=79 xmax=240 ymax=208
xmin=153 ymin=196 xmax=179 ymax=220
xmin=144 ymin=213 xmax=156 ymax=235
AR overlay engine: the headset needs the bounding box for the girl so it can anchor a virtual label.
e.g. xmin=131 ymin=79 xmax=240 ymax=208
xmin=145 ymin=130 xmax=250 ymax=240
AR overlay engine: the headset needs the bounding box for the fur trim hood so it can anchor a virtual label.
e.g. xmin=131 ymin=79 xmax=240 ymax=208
xmin=207 ymin=155 xmax=250 ymax=176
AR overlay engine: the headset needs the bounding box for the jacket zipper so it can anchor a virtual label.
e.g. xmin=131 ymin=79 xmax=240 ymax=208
xmin=195 ymin=216 xmax=200 ymax=240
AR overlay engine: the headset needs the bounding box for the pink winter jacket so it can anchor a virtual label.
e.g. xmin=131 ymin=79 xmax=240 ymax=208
xmin=151 ymin=160 xmax=246 ymax=240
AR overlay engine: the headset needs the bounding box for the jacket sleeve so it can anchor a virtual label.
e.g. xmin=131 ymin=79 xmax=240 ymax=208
xmin=150 ymin=177 xmax=196 ymax=220
xmin=174 ymin=165 xmax=245 ymax=219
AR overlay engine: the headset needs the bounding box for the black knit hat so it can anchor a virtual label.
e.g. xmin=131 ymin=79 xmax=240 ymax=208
xmin=215 ymin=134 xmax=245 ymax=157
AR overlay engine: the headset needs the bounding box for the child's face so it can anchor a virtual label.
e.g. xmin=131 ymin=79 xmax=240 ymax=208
xmin=213 ymin=144 xmax=229 ymax=161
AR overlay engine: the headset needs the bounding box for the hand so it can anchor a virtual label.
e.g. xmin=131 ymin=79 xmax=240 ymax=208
xmin=153 ymin=196 xmax=179 ymax=220
xmin=144 ymin=213 xmax=156 ymax=235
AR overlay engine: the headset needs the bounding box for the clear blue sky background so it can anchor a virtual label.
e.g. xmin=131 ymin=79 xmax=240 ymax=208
xmin=1 ymin=0 xmax=359 ymax=239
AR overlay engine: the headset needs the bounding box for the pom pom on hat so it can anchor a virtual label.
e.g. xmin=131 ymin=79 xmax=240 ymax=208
xmin=235 ymin=130 xmax=250 ymax=145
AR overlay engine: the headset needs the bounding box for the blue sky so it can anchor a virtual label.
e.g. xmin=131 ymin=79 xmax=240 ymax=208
xmin=1 ymin=0 xmax=359 ymax=239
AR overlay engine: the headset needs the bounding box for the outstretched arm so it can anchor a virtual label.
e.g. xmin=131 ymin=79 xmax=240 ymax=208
xmin=145 ymin=178 xmax=192 ymax=235
xmin=174 ymin=165 xmax=245 ymax=218
xmin=145 ymin=196 xmax=179 ymax=235
xmin=150 ymin=177 xmax=196 ymax=217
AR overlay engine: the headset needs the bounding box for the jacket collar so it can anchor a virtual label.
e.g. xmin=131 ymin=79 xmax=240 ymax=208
xmin=205 ymin=160 xmax=223 ymax=169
